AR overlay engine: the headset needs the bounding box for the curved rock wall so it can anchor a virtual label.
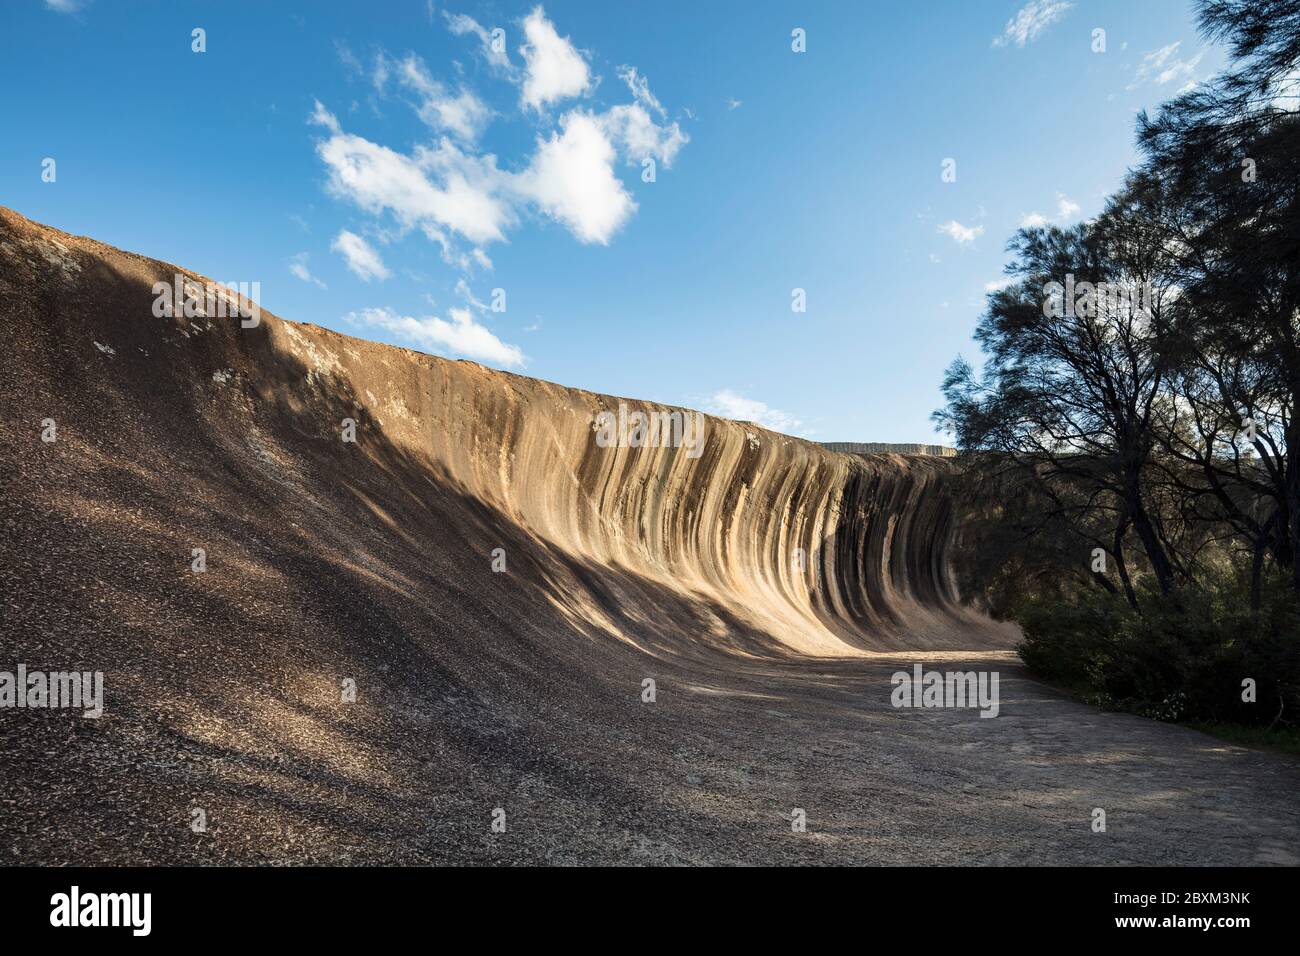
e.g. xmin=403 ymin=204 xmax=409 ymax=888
xmin=1 ymin=206 xmax=1012 ymax=658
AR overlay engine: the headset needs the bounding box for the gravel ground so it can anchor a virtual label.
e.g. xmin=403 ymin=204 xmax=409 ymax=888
xmin=4 ymin=648 xmax=1299 ymax=865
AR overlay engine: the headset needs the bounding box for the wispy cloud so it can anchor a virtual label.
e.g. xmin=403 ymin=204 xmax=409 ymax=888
xmin=45 ymin=0 xmax=86 ymax=12
xmin=289 ymin=252 xmax=327 ymax=289
xmin=993 ymin=1 xmax=1073 ymax=49
xmin=309 ymin=100 xmax=341 ymax=133
xmin=444 ymin=11 xmax=514 ymax=74
xmin=1128 ymin=41 xmax=1205 ymax=92
xmin=706 ymin=389 xmax=802 ymax=435
xmin=345 ymin=305 xmax=525 ymax=368
xmin=335 ymin=41 xmax=364 ymax=79
xmin=381 ymin=52 xmax=493 ymax=144
xmin=1019 ymin=192 xmax=1082 ymax=228
xmin=331 ymin=230 xmax=392 ymax=282
xmin=938 ymin=220 xmax=985 ymax=245
xmin=619 ymin=66 xmax=665 ymax=118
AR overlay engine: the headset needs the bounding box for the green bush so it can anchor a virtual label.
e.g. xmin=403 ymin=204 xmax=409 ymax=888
xmin=1016 ymin=576 xmax=1300 ymax=728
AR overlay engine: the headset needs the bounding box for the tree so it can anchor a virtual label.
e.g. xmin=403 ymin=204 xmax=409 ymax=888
xmin=1137 ymin=0 xmax=1300 ymax=590
xmin=936 ymin=205 xmax=1181 ymax=601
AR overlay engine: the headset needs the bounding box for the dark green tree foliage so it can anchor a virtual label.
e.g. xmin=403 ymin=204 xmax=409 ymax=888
xmin=936 ymin=0 xmax=1300 ymax=726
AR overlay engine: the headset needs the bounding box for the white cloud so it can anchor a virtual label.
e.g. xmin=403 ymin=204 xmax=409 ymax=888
xmin=312 ymin=108 xmax=641 ymax=250
xmin=45 ymin=0 xmax=84 ymax=12
xmin=993 ymin=1 xmax=1073 ymax=48
xmin=515 ymin=111 xmax=636 ymax=244
xmin=346 ymin=306 xmax=525 ymax=368
xmin=310 ymin=8 xmax=686 ymax=268
xmin=454 ymin=278 xmax=489 ymax=311
xmin=597 ymin=103 xmax=688 ymax=167
xmin=1128 ymin=41 xmax=1205 ymax=91
xmin=335 ymin=42 xmax=363 ymax=78
xmin=371 ymin=51 xmax=391 ymax=93
xmin=289 ymin=253 xmax=327 ymax=289
xmin=309 ymin=99 xmax=341 ymax=133
xmin=600 ymin=67 xmax=689 ymax=166
xmin=619 ymin=66 xmax=665 ymax=118
xmin=938 ymin=220 xmax=985 ymax=244
xmin=1019 ymin=192 xmax=1081 ymax=229
xmin=519 ymin=6 xmax=591 ymax=110
xmin=984 ymin=277 xmax=1015 ymax=293
xmin=727 ymin=98 xmax=743 ymax=110
xmin=425 ymin=88 xmax=492 ymax=142
xmin=312 ymin=115 xmax=514 ymax=246
xmin=331 ymin=230 xmax=392 ymax=282
xmin=445 ymin=12 xmax=514 ymax=73
xmin=1056 ymin=193 xmax=1081 ymax=219
xmin=388 ymin=53 xmax=492 ymax=143
xmin=707 ymin=390 xmax=802 ymax=435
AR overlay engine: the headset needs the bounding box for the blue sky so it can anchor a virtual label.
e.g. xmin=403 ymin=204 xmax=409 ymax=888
xmin=1 ymin=0 xmax=1224 ymax=442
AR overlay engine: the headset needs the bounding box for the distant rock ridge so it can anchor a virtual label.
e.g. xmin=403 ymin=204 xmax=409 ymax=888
xmin=821 ymin=442 xmax=957 ymax=457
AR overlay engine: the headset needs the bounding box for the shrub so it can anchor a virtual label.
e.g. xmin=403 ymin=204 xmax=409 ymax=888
xmin=1015 ymin=575 xmax=1300 ymax=728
